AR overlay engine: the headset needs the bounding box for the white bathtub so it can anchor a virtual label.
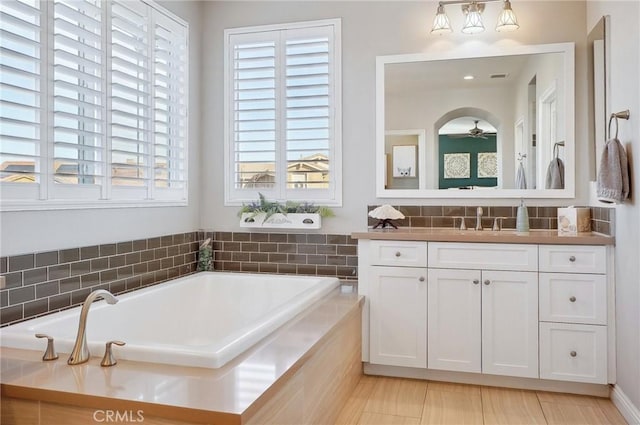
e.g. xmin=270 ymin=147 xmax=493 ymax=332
xmin=0 ymin=272 xmax=340 ymax=368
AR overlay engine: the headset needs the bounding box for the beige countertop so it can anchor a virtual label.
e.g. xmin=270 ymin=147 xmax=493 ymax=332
xmin=351 ymin=228 xmax=614 ymax=245
xmin=1 ymin=289 xmax=363 ymax=424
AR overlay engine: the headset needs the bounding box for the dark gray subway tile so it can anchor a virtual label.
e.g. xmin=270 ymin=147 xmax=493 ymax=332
xmin=259 ymin=243 xmax=277 ymax=253
xmin=232 ymin=252 xmax=250 ymax=262
xmin=160 ymin=258 xmax=173 ymax=269
xmin=297 ymin=265 xmax=317 ymax=275
xmin=111 ymin=279 xmax=127 ymax=293
xmin=287 ymin=254 xmax=307 ymax=264
xmin=307 ymin=234 xmax=326 ymax=244
xmin=337 ymin=266 xmax=357 ymax=278
xmin=1 ymin=305 xmax=23 ymax=325
xmin=133 ymin=262 xmax=148 ymax=274
xmin=100 ymin=269 xmax=118 ymax=283
xmin=397 ymin=206 xmax=421 ymax=216
xmin=298 ymin=244 xmax=317 ymax=254
xmin=117 ymin=266 xmax=134 ymax=279
xmin=8 ymin=254 xmax=34 ymax=272
xmin=232 ymin=232 xmax=251 ymax=242
xmin=117 ymin=241 xmax=133 ymax=254
xmin=59 ymin=248 xmax=79 ymax=263
xmin=327 ymin=256 xmax=346 ymax=265
xmin=100 ymin=244 xmax=117 ymax=256
xmin=9 ymin=286 xmax=35 ymax=304
xmin=173 ymin=234 xmax=185 ymax=245
xmin=286 ymin=234 xmax=306 ymax=243
xmin=268 ymin=253 xmax=287 ymax=263
xmin=24 ymin=298 xmax=49 ymax=318
xmin=443 ymin=206 xmax=465 ymax=217
xmin=347 ymin=256 xmax=358 ymax=266
xmin=90 ymin=257 xmax=109 ymax=272
xmin=48 ymin=264 xmax=70 ymax=280
xmin=173 ymin=255 xmax=185 ymax=266
xmin=70 ymin=261 xmax=91 ymax=277
xmin=317 ymin=245 xmax=336 ymax=255
xmin=241 ymin=242 xmax=259 ymax=252
xmin=421 ymin=206 xmax=443 ymax=216
xmin=259 ymin=263 xmax=278 ymax=273
xmin=50 ymin=293 xmax=71 ymax=311
xmin=132 ymin=239 xmax=147 ymax=252
xmin=2 ymin=271 xmax=22 ymax=289
xmin=71 ymin=288 xmax=91 ymax=305
xmin=277 ymin=264 xmax=297 ymax=274
xmin=250 ymin=233 xmax=269 ymax=242
xmin=268 ymin=233 xmax=287 ymax=243
xmin=80 ymin=245 xmax=100 ymax=260
xmin=308 ymin=255 xmax=327 ymax=265
xmin=166 ymin=246 xmax=180 ymax=257
xmin=0 ymin=257 xmax=6 ymax=273
xmin=109 ymin=255 xmax=126 ymax=268
xmin=140 ymin=250 xmax=154 ymax=262
xmin=327 ymin=234 xmax=347 ymax=245
xmin=0 ymin=290 xmax=7 ymax=307
xmin=141 ymin=273 xmax=155 ymax=287
xmin=215 ymin=251 xmax=231 ymax=261
xmin=147 ymin=237 xmax=161 ymax=248
xmin=250 ymin=252 xmax=269 ymax=262
xmin=155 ymin=269 xmax=169 ymax=281
xmin=337 ymin=245 xmax=357 ymax=256
xmin=147 ymin=259 xmax=161 ymax=272
xmin=35 ymin=251 xmax=58 ymax=267
xmin=277 ymin=243 xmax=296 ymax=253
xmin=60 ymin=276 xmax=81 ymax=293
xmin=154 ymin=247 xmax=168 ymax=259
xmin=35 ymin=281 xmax=59 ymax=298
xmin=160 ymin=235 xmax=174 ymax=247
xmin=317 ymin=265 xmax=337 ymax=276
xmin=125 ymin=252 xmax=141 ymax=265
xmin=81 ymin=273 xmax=101 ymax=288
xmin=241 ymin=262 xmax=259 ymax=273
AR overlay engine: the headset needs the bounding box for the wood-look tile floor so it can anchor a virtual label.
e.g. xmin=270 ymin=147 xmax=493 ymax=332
xmin=334 ymin=376 xmax=628 ymax=425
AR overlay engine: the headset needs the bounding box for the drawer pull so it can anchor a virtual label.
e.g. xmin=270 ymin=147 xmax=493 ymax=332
xmin=569 ymin=256 xmax=576 ymax=262
xmin=473 ymin=279 xmax=480 ymax=285
xmin=418 ymin=276 xmax=425 ymax=282
xmin=569 ymin=296 xmax=577 ymax=302
xmin=395 ymin=251 xmax=401 ymax=257
xmin=484 ymin=279 xmax=491 ymax=285
xmin=570 ymin=351 xmax=577 ymax=357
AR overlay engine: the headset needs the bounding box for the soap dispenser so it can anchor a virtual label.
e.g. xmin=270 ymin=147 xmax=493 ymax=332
xmin=516 ymin=199 xmax=530 ymax=233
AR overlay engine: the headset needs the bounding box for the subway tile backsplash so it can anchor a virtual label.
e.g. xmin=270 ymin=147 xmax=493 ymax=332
xmin=0 ymin=232 xmax=199 ymax=326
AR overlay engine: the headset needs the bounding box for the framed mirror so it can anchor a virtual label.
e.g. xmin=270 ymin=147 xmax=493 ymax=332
xmin=376 ymin=42 xmax=575 ymax=199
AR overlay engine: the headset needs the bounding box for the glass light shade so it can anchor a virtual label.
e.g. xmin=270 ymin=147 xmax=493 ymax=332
xmin=431 ymin=5 xmax=452 ymax=35
xmin=496 ymin=0 xmax=519 ymax=31
xmin=462 ymin=3 xmax=485 ymax=34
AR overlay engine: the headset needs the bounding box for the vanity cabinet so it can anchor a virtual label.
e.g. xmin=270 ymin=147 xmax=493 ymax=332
xmin=539 ymin=245 xmax=608 ymax=384
xmin=427 ymin=243 xmax=538 ymax=378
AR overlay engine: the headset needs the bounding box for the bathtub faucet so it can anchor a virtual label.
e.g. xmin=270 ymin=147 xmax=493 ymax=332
xmin=68 ymin=289 xmax=118 ymax=365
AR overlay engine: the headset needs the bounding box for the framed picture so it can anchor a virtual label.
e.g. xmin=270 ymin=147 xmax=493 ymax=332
xmin=444 ymin=153 xmax=470 ymax=179
xmin=392 ymin=145 xmax=417 ymax=178
xmin=477 ymin=152 xmax=498 ymax=178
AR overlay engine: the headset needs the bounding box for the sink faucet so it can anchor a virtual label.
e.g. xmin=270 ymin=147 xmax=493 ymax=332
xmin=68 ymin=289 xmax=118 ymax=365
xmin=475 ymin=207 xmax=483 ymax=231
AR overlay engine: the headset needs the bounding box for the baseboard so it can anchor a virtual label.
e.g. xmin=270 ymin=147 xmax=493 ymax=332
xmin=611 ymin=385 xmax=640 ymax=425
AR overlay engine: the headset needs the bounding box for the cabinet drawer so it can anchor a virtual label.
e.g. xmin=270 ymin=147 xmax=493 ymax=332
xmin=539 ymin=245 xmax=606 ymax=274
xmin=369 ymin=240 xmax=427 ymax=267
xmin=539 ymin=322 xmax=607 ymax=384
xmin=428 ymin=242 xmax=537 ymax=271
xmin=540 ymin=273 xmax=607 ymax=325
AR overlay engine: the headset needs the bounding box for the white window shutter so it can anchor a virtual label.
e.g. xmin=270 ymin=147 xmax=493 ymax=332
xmin=0 ymin=0 xmax=43 ymax=200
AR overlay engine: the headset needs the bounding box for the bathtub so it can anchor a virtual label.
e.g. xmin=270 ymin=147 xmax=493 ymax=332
xmin=0 ymin=272 xmax=340 ymax=368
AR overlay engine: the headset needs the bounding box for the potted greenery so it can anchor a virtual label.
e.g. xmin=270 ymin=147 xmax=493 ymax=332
xmin=238 ymin=193 xmax=334 ymax=229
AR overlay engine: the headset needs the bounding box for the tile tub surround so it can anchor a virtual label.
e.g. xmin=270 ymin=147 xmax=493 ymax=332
xmin=367 ymin=205 xmax=615 ymax=236
xmin=202 ymin=231 xmax=358 ymax=281
xmin=0 ymin=232 xmax=199 ymax=326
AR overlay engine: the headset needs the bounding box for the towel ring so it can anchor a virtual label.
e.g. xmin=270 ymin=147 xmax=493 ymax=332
xmin=608 ymin=110 xmax=630 ymax=140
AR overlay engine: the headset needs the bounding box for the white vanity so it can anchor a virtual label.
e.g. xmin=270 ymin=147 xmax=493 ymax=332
xmin=353 ymin=229 xmax=615 ymax=394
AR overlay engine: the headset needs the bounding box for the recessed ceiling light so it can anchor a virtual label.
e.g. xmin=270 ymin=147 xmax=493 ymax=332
xmin=463 ymin=75 xmax=474 ymax=80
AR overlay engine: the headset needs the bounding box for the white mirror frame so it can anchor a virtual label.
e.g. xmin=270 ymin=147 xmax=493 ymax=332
xmin=376 ymin=42 xmax=575 ymax=199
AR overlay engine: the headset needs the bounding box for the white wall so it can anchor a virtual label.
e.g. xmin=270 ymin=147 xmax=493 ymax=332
xmin=0 ymin=1 xmax=203 ymax=257
xmin=587 ymin=1 xmax=640 ymax=416
xmin=200 ymin=1 xmax=589 ymax=235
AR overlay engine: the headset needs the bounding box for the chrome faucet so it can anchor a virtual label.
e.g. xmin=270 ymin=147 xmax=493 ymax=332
xmin=475 ymin=207 xmax=483 ymax=231
xmin=68 ymin=289 xmax=118 ymax=365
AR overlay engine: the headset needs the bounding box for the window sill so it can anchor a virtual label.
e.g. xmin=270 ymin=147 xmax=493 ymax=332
xmin=0 ymin=199 xmax=188 ymax=212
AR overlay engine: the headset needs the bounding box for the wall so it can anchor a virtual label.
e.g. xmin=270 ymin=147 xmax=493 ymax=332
xmin=438 ymin=135 xmax=497 ymax=189
xmin=587 ymin=1 xmax=640 ymax=417
xmin=0 ymin=1 xmax=203 ymax=258
xmin=200 ymin=1 xmax=588 ymax=235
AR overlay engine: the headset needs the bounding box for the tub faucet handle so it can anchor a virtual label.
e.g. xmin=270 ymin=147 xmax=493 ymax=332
xmin=492 ymin=217 xmax=508 ymax=231
xmin=35 ymin=334 xmax=59 ymax=361
xmin=101 ymin=340 xmax=126 ymax=367
xmin=455 ymin=216 xmax=467 ymax=230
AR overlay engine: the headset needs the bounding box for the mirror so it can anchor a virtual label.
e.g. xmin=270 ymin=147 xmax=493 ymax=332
xmin=587 ymin=16 xmax=610 ymax=180
xmin=376 ymin=43 xmax=575 ymax=198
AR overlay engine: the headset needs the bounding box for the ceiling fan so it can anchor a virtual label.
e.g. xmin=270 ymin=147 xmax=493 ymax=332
xmin=448 ymin=120 xmax=496 ymax=139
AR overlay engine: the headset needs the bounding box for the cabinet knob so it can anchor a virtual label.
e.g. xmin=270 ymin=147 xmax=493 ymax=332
xmin=418 ymin=276 xmax=425 ymax=282
xmin=473 ymin=279 xmax=480 ymax=285
xmin=569 ymin=255 xmax=576 ymax=262
xmin=569 ymin=296 xmax=577 ymax=302
xmin=395 ymin=251 xmax=401 ymax=257
xmin=483 ymin=279 xmax=490 ymax=285
xmin=570 ymin=351 xmax=577 ymax=357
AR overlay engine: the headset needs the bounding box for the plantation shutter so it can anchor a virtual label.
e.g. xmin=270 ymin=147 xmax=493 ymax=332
xmin=152 ymin=10 xmax=188 ymax=196
xmin=109 ymin=0 xmax=151 ymax=193
xmin=51 ymin=0 xmax=104 ymax=196
xmin=0 ymin=0 xmax=42 ymax=199
xmin=226 ymin=20 xmax=340 ymax=204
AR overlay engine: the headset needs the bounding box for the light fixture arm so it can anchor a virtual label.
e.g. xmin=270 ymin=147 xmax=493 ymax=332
xmin=437 ymin=0 xmax=504 ymax=6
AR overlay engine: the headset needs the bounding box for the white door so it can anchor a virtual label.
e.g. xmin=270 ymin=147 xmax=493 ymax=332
xmin=369 ymin=266 xmax=427 ymax=368
xmin=482 ymin=270 xmax=538 ymax=378
xmin=427 ymin=268 xmax=481 ymax=373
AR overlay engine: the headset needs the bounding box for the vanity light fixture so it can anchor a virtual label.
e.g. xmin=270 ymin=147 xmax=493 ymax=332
xmin=430 ymin=0 xmax=519 ymax=35
xmin=463 ymin=75 xmax=475 ymax=80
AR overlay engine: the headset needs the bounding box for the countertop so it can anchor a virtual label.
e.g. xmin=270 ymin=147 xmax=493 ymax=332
xmin=0 ymin=289 xmax=363 ymax=424
xmin=351 ymin=228 xmax=614 ymax=245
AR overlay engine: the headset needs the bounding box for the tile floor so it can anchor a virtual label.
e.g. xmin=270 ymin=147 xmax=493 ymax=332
xmin=334 ymin=375 xmax=628 ymax=425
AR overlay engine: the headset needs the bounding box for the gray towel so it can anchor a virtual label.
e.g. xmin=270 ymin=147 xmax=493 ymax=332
xmin=545 ymin=158 xmax=564 ymax=189
xmin=516 ymin=162 xmax=527 ymax=189
xmin=597 ymin=137 xmax=629 ymax=203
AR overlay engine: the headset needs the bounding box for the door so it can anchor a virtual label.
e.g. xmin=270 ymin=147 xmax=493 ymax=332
xmin=482 ymin=270 xmax=538 ymax=378
xmin=427 ymin=268 xmax=481 ymax=373
xmin=369 ymin=266 xmax=427 ymax=368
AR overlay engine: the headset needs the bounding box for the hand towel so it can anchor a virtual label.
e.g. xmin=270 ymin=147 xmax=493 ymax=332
xmin=545 ymin=157 xmax=565 ymax=189
xmin=515 ymin=161 xmax=527 ymax=189
xmin=597 ymin=137 xmax=629 ymax=203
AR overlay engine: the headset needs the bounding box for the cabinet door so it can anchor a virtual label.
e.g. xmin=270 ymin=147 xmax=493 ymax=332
xmin=427 ymin=268 xmax=481 ymax=373
xmin=369 ymin=266 xmax=427 ymax=368
xmin=482 ymin=270 xmax=538 ymax=378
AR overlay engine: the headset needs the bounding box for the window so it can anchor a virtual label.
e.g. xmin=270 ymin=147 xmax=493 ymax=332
xmin=0 ymin=0 xmax=188 ymax=210
xmin=224 ymin=19 xmax=342 ymax=205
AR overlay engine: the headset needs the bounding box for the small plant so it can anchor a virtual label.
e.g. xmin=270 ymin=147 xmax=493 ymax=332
xmin=238 ymin=193 xmax=334 ymax=222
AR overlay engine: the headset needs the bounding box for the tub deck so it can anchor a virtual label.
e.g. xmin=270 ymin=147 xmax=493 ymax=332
xmin=1 ymin=288 xmax=363 ymax=424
